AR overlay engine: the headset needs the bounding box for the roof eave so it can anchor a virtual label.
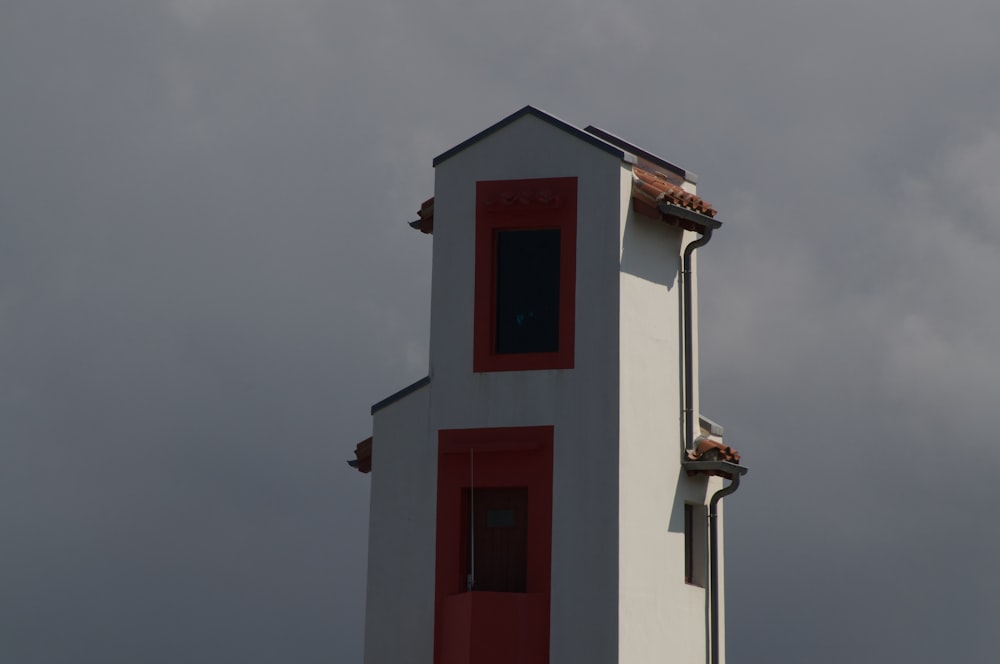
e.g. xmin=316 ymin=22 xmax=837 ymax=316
xmin=371 ymin=375 xmax=431 ymax=415
xmin=657 ymin=201 xmax=723 ymax=234
xmin=681 ymin=460 xmax=748 ymax=481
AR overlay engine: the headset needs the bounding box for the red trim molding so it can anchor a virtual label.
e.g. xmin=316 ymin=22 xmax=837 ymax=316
xmin=434 ymin=426 xmax=554 ymax=664
xmin=473 ymin=177 xmax=577 ymax=372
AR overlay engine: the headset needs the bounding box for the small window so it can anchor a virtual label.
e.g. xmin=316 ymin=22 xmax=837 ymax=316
xmin=684 ymin=503 xmax=706 ymax=587
xmin=486 ymin=509 xmax=516 ymax=528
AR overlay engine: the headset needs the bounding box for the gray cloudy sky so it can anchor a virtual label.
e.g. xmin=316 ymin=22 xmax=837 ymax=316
xmin=3 ymin=0 xmax=1000 ymax=661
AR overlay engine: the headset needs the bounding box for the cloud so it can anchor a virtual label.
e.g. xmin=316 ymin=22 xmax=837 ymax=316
xmin=4 ymin=0 xmax=1000 ymax=661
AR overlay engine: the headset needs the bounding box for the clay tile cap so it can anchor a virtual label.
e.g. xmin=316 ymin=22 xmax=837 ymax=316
xmin=350 ymin=436 xmax=372 ymax=473
xmin=632 ymin=166 xmax=717 ymax=219
xmin=686 ymin=437 xmax=741 ymax=464
xmin=409 ymin=198 xmax=434 ymax=234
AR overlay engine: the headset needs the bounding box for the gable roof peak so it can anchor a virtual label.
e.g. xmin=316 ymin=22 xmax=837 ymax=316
xmin=432 ymin=105 xmax=636 ymax=168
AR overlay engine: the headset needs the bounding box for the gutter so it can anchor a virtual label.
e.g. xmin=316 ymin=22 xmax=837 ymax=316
xmin=682 ymin=459 xmax=748 ymax=664
xmin=663 ymin=201 xmax=721 ymax=454
xmin=708 ymin=466 xmax=745 ymax=664
xmin=664 ymin=197 xmax=737 ymax=664
xmin=681 ymin=228 xmax=714 ymax=454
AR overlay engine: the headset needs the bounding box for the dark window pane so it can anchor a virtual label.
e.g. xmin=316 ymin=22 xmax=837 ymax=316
xmin=495 ymin=229 xmax=561 ymax=355
xmin=487 ymin=509 xmax=516 ymax=528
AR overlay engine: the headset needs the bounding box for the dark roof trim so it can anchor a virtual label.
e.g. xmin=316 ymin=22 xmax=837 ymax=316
xmin=681 ymin=460 xmax=748 ymax=481
xmin=584 ymin=126 xmax=689 ymax=180
xmin=370 ymin=375 xmax=431 ymax=415
xmin=433 ymin=106 xmax=636 ymax=167
xmin=658 ymin=201 xmax=723 ymax=233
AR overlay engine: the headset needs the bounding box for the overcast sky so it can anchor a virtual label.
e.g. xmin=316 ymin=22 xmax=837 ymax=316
xmin=3 ymin=0 xmax=1000 ymax=662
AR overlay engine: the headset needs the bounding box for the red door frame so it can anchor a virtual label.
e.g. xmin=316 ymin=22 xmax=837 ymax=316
xmin=434 ymin=426 xmax=554 ymax=663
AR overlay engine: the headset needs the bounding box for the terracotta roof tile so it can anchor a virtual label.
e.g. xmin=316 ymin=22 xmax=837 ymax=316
xmin=686 ymin=438 xmax=740 ymax=464
xmin=351 ymin=436 xmax=372 ymax=474
xmin=408 ymin=198 xmax=434 ymax=234
xmin=632 ymin=166 xmax=716 ymax=219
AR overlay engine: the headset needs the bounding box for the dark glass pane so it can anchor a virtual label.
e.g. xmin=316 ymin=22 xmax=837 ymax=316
xmin=487 ymin=509 xmax=516 ymax=528
xmin=495 ymin=229 xmax=561 ymax=355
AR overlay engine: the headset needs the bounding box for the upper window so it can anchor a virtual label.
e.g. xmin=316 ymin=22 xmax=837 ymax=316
xmin=474 ymin=177 xmax=576 ymax=372
xmin=495 ymin=229 xmax=561 ymax=355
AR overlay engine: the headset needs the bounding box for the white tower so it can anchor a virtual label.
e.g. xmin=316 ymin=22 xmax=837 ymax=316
xmin=351 ymin=107 xmax=746 ymax=664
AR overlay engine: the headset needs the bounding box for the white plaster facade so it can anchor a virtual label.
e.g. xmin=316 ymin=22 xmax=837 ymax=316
xmin=361 ymin=108 xmax=737 ymax=664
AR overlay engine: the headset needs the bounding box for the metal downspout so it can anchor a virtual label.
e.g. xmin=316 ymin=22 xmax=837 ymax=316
xmin=682 ymin=229 xmax=714 ymax=453
xmin=708 ymin=472 xmax=742 ymax=664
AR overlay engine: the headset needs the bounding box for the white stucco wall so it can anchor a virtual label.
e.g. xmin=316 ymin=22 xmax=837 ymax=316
xmin=617 ymin=169 xmax=722 ymax=663
xmin=429 ymin=114 xmax=624 ymax=664
xmin=363 ymin=385 xmax=434 ymax=664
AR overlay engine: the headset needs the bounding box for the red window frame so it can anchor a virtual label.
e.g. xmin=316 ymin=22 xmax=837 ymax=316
xmin=434 ymin=426 xmax=554 ymax=664
xmin=473 ymin=177 xmax=577 ymax=372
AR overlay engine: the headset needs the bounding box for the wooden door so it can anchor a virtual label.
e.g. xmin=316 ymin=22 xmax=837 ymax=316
xmin=463 ymin=487 xmax=528 ymax=593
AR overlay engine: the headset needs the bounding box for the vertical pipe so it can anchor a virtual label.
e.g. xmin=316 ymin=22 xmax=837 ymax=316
xmin=708 ymin=473 xmax=741 ymax=664
xmin=682 ymin=229 xmax=714 ymax=453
